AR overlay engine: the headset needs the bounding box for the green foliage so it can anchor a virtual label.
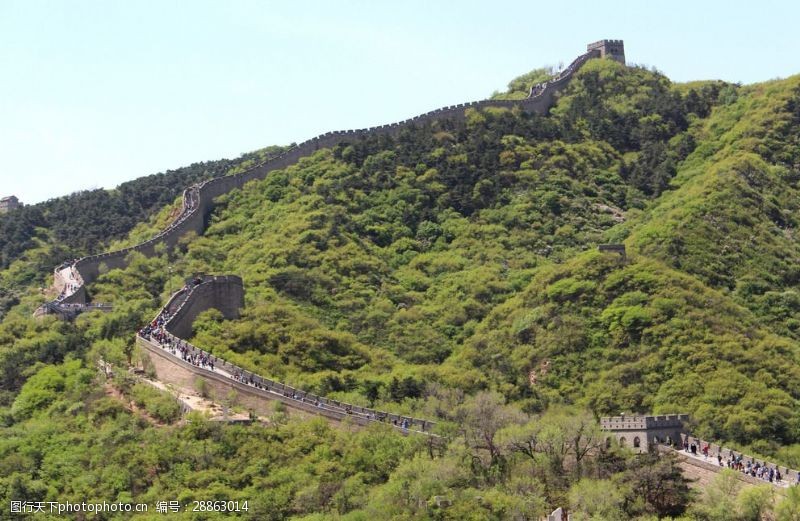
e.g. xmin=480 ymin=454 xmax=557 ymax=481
xmin=126 ymin=381 xmax=182 ymax=423
xmin=776 ymin=485 xmax=800 ymax=521
xmin=492 ymin=67 xmax=555 ymax=100
xmin=1 ymin=57 xmax=800 ymax=517
xmin=686 ymin=470 xmax=800 ymax=521
xmin=0 ymin=386 xmax=424 ymax=519
xmin=11 ymin=358 xmax=93 ymax=420
xmin=568 ymin=478 xmax=626 ymax=520
xmin=626 ymin=78 xmax=800 ymax=331
xmin=618 ymin=452 xmax=692 ymax=517
xmin=461 ymin=252 xmax=800 ymax=447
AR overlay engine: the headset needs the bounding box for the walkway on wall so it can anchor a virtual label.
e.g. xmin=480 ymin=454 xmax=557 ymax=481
xmin=667 ymin=443 xmax=797 ymax=490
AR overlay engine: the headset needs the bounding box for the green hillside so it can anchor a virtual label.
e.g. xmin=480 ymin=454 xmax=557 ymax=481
xmin=2 ymin=58 xmax=800 ymax=518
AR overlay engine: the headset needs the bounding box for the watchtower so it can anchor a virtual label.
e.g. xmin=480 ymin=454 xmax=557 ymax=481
xmin=587 ymin=39 xmax=625 ymax=64
xmin=0 ymin=195 xmax=21 ymax=213
xmin=601 ymin=414 xmax=689 ymax=452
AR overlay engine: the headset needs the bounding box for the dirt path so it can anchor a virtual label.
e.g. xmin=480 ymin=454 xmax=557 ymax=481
xmin=139 ymin=376 xmax=252 ymax=423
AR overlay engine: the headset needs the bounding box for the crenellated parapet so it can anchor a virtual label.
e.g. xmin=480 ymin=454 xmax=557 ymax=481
xmin=35 ymin=41 xmax=618 ymax=319
xmin=601 ymin=413 xmax=689 ymax=429
xmin=601 ymin=413 xmax=689 ymax=452
xmin=586 ymin=39 xmax=625 ymax=64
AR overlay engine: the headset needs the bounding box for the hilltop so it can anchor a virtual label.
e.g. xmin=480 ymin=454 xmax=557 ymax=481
xmin=2 ymin=51 xmax=800 ymax=518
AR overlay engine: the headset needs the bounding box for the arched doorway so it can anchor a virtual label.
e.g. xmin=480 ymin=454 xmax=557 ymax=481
xmin=619 ymin=436 xmax=626 ymax=446
xmin=633 ymin=437 xmax=641 ymax=448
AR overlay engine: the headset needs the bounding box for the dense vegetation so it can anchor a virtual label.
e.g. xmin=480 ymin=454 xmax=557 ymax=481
xmin=0 ymin=147 xmax=285 ymax=292
xmin=1 ymin=57 xmax=800 ymax=518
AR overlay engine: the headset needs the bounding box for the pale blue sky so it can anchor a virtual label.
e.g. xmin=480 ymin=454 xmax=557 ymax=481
xmin=1 ymin=0 xmax=797 ymax=204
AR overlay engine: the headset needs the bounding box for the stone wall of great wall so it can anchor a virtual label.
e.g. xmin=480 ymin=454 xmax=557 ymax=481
xmin=678 ymin=433 xmax=800 ymax=485
xmin=137 ymin=275 xmax=436 ymax=433
xmin=602 ymin=414 xmax=800 ymax=489
xmin=162 ymin=275 xmax=244 ymax=339
xmin=600 ymin=414 xmax=689 ymax=452
xmin=35 ymin=44 xmax=602 ymax=317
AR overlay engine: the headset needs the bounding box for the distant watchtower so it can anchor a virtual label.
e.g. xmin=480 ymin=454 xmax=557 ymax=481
xmin=0 ymin=195 xmax=21 ymax=214
xmin=587 ymin=39 xmax=625 ymax=64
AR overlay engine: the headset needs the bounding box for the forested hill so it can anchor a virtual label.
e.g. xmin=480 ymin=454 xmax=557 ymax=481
xmin=0 ymin=146 xmax=285 ymax=276
xmin=3 ymin=57 xmax=800 ymax=518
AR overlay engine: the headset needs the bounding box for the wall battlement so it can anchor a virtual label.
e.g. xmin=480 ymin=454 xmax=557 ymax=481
xmin=602 ymin=413 xmax=798 ymax=488
xmin=601 ymin=414 xmax=689 ymax=429
xmin=35 ymin=41 xmax=615 ymax=318
xmin=0 ymin=196 xmax=21 ymax=213
xmin=163 ymin=274 xmax=244 ymax=339
xmin=587 ymin=39 xmax=625 ymax=64
xmin=601 ymin=413 xmax=689 ymax=452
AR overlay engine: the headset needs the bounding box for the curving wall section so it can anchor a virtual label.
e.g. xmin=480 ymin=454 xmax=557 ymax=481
xmin=35 ymin=46 xmax=600 ymax=318
xmin=164 ymin=275 xmax=245 ymax=339
xmin=137 ymin=275 xmax=436 ymax=433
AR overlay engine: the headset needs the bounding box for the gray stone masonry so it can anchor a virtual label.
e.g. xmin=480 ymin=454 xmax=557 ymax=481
xmin=586 ymin=39 xmax=625 ymax=64
xmin=601 ymin=414 xmax=689 ymax=452
xmin=0 ymin=195 xmax=21 ymax=213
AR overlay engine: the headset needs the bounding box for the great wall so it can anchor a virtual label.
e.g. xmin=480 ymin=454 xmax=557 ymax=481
xmin=30 ymin=38 xmax=800 ymax=492
xmin=34 ymin=40 xmax=626 ymax=437
xmin=602 ymin=414 xmax=800 ymax=492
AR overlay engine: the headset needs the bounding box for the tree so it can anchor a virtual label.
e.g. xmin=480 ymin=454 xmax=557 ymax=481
xmin=776 ymin=485 xmax=800 ymax=521
xmin=620 ymin=452 xmax=691 ymax=518
xmin=690 ymin=469 xmax=741 ymax=521
xmin=498 ymin=407 xmax=603 ymax=479
xmin=457 ymin=391 xmax=524 ymax=482
xmin=87 ymin=338 xmax=127 ymax=377
xmin=568 ymin=478 xmax=625 ymax=521
xmin=737 ymin=485 xmax=774 ymax=521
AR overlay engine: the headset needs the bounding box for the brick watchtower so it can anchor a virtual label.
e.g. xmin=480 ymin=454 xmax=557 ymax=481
xmin=601 ymin=413 xmax=689 ymax=452
xmin=587 ymin=39 xmax=625 ymax=64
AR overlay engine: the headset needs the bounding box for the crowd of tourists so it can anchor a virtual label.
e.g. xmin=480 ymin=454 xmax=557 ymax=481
xmin=529 ymin=83 xmax=546 ymax=97
xmin=53 ymin=263 xmax=83 ymax=302
xmin=137 ymin=292 xmax=426 ymax=433
xmin=684 ymin=439 xmax=798 ymax=486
